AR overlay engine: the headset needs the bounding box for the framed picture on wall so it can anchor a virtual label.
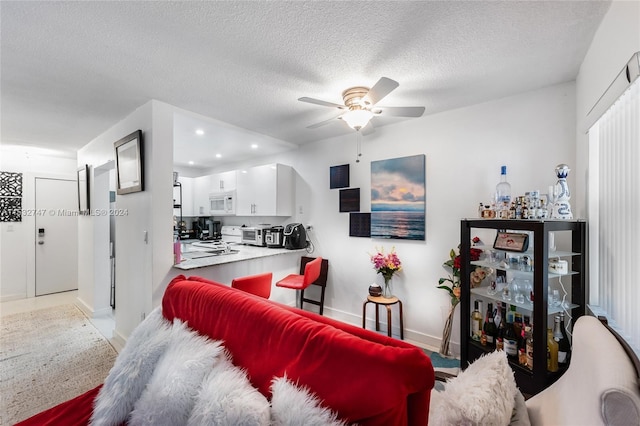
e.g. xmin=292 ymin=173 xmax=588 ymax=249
xmin=330 ymin=164 xmax=350 ymax=189
xmin=114 ymin=130 xmax=144 ymax=195
xmin=339 ymin=188 xmax=360 ymax=212
xmin=371 ymin=154 xmax=426 ymax=240
xmin=77 ymin=164 xmax=90 ymax=213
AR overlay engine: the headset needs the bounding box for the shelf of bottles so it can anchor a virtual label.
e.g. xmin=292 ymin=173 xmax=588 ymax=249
xmin=460 ymin=219 xmax=586 ymax=396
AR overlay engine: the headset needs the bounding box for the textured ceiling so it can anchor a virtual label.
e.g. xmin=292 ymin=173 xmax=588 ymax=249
xmin=1 ymin=1 xmax=611 ymax=163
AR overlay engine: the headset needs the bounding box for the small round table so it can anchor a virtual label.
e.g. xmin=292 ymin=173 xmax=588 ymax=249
xmin=362 ymin=295 xmax=404 ymax=340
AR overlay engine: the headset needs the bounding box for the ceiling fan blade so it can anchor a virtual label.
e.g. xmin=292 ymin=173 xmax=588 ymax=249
xmin=362 ymin=77 xmax=399 ymax=106
xmin=298 ymin=97 xmax=345 ymax=109
xmin=375 ymin=106 xmax=425 ymax=117
xmin=307 ymin=112 xmax=344 ymax=129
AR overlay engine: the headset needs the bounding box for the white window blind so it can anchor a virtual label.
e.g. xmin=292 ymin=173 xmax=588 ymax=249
xmin=588 ymin=78 xmax=640 ymax=356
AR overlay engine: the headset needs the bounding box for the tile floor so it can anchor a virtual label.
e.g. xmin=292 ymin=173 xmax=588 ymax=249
xmin=1 ymin=291 xmax=117 ymax=351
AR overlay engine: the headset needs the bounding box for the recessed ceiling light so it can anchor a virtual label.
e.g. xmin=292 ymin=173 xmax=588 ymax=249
xmin=188 ymin=161 xmax=195 ymax=165
xmin=251 ymin=144 xmax=258 ymax=149
xmin=216 ymin=153 xmax=222 ymax=158
xmin=195 ymin=129 xmax=204 ymax=136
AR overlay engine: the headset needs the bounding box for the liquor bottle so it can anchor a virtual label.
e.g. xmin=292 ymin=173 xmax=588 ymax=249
xmin=483 ymin=303 xmax=497 ymax=346
xmin=554 ymin=314 xmax=572 ymax=366
xmin=506 ymin=304 xmax=516 ymax=324
xmin=471 ymin=300 xmax=483 ymax=341
xmin=547 ymin=328 xmax=559 ymax=372
xmin=496 ymin=166 xmax=512 ymax=205
xmin=494 ymin=303 xmax=503 ymax=328
xmin=503 ymin=319 xmax=518 ymax=358
xmin=525 ymin=326 xmax=534 ymax=370
xmin=521 ymin=325 xmax=532 ymax=367
xmin=478 ymin=202 xmax=484 ymax=218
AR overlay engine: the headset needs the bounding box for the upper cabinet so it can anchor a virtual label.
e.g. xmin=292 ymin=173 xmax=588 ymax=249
xmin=193 ymin=175 xmax=212 ymax=216
xmin=236 ymin=163 xmax=293 ymax=216
xmin=210 ymin=171 xmax=237 ymax=192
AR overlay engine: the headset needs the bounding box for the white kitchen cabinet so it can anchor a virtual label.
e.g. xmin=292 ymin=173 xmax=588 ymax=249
xmin=193 ymin=175 xmax=212 ymax=216
xmin=236 ymin=163 xmax=293 ymax=216
xmin=210 ymin=170 xmax=237 ymax=192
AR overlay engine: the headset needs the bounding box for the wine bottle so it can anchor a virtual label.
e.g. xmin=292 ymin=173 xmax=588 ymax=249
xmin=471 ymin=300 xmax=483 ymax=341
xmin=503 ymin=319 xmax=518 ymax=358
xmin=554 ymin=314 xmax=572 ymax=366
xmin=547 ymin=328 xmax=559 ymax=372
xmin=496 ymin=166 xmax=512 ymax=205
xmin=483 ymin=303 xmax=497 ymax=346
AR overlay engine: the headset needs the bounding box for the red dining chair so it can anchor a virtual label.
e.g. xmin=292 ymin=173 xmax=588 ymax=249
xmin=231 ymin=272 xmax=273 ymax=299
xmin=276 ymin=256 xmax=323 ymax=311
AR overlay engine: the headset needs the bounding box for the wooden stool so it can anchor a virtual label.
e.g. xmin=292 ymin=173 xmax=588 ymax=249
xmin=362 ymin=295 xmax=404 ymax=339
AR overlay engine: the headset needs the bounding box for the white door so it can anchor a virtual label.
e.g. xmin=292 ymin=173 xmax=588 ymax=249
xmin=35 ymin=178 xmax=78 ymax=296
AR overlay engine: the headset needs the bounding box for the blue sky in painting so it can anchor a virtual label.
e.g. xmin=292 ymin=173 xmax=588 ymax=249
xmin=371 ymin=155 xmax=425 ymax=212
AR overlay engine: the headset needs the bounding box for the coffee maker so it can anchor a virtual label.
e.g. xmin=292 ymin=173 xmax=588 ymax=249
xmin=195 ymin=217 xmax=221 ymax=240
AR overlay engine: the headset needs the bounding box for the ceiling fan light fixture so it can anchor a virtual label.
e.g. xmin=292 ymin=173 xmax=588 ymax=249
xmin=342 ymin=109 xmax=373 ymax=131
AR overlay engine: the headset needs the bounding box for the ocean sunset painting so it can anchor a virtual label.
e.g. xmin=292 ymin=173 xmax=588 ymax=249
xmin=371 ymin=154 xmax=425 ymax=240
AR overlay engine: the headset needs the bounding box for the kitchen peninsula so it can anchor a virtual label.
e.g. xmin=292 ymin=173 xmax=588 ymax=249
xmin=174 ymin=241 xmax=304 ymax=270
xmin=171 ymin=240 xmax=309 ymax=305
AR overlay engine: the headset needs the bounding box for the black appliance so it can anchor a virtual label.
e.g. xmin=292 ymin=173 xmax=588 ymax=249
xmin=284 ymin=223 xmax=307 ymax=250
xmin=196 ymin=218 xmax=221 ymax=241
xmin=265 ymin=226 xmax=284 ymax=248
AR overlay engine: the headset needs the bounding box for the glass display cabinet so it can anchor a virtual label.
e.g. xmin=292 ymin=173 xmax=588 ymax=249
xmin=459 ymin=219 xmax=586 ymax=395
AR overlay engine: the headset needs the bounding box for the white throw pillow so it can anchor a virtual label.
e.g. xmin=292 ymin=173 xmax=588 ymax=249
xmin=270 ymin=376 xmax=347 ymax=426
xmin=429 ymin=350 xmax=517 ymax=426
xmin=187 ymin=353 xmax=270 ymax=426
xmin=90 ymin=307 xmax=172 ymax=426
xmin=128 ymin=319 xmax=224 ymax=426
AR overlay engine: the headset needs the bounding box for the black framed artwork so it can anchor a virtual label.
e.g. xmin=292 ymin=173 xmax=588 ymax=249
xmin=349 ymin=213 xmax=371 ymax=237
xmin=330 ymin=164 xmax=350 ymax=189
xmin=77 ymin=165 xmax=90 ymax=214
xmin=339 ymin=188 xmax=360 ymax=212
xmin=114 ymin=130 xmax=144 ymax=195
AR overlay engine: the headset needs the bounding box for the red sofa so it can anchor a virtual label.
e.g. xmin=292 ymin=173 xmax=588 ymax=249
xmin=17 ymin=275 xmax=435 ymax=425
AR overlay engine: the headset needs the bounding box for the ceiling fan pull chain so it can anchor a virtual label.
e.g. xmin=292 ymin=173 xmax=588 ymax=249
xmin=356 ymin=131 xmax=362 ymax=162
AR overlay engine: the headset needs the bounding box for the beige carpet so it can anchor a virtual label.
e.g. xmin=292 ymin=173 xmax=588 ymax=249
xmin=0 ymin=304 xmax=118 ymax=425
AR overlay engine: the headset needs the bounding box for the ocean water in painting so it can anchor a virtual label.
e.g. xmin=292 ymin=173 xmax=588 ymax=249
xmin=371 ymin=211 xmax=425 ymax=240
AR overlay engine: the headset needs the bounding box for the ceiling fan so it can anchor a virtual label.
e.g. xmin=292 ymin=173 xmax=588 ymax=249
xmin=299 ymin=77 xmax=425 ymax=132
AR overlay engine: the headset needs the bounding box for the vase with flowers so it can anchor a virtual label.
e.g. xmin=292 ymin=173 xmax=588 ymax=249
xmin=370 ymin=247 xmax=402 ymax=298
xmin=437 ymin=245 xmax=485 ymax=356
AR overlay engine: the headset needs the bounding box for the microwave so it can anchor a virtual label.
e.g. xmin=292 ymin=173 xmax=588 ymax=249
xmin=209 ymin=191 xmax=236 ymax=216
xmin=241 ymin=226 xmax=269 ymax=246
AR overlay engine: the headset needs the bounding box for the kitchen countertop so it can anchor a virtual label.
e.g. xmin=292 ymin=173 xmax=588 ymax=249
xmin=173 ymin=241 xmax=307 ymax=270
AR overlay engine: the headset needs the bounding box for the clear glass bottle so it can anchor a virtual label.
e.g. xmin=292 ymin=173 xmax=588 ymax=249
xmin=496 ymin=166 xmax=512 ymax=205
xmin=526 ymin=326 xmax=534 ymax=370
xmin=471 ymin=300 xmax=483 ymax=341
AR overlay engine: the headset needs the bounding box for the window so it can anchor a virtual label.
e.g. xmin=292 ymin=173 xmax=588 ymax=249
xmin=588 ymin=77 xmax=640 ymax=356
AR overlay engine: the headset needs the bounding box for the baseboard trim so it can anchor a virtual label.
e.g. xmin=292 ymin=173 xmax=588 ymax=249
xmin=0 ymin=293 xmax=27 ymax=303
xmin=111 ymin=329 xmax=126 ymax=353
xmin=321 ymin=305 xmax=459 ymax=356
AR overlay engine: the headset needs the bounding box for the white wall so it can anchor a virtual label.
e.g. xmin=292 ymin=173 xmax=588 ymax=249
xmin=77 ymin=100 xmax=174 ymax=345
xmin=575 ymin=1 xmax=640 ymax=219
xmin=0 ymin=146 xmax=77 ymax=301
xmin=288 ymin=82 xmax=577 ymax=352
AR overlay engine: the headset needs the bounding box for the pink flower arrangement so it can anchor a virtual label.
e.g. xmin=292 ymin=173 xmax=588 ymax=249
xmin=370 ymin=247 xmax=402 ymax=281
